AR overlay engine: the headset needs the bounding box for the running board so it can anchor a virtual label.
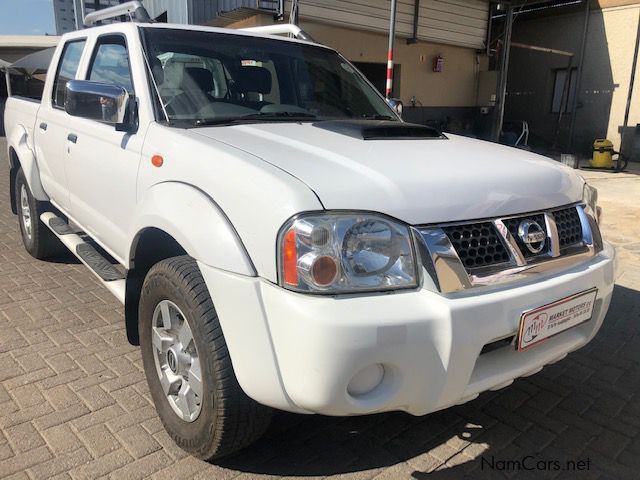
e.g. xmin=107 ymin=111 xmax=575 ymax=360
xmin=40 ymin=212 xmax=126 ymax=304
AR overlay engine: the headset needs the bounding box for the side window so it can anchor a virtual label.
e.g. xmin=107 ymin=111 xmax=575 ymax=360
xmin=52 ymin=40 xmax=86 ymax=108
xmin=88 ymin=37 xmax=134 ymax=94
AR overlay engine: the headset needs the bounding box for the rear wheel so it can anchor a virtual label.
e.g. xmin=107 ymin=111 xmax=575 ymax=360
xmin=139 ymin=256 xmax=272 ymax=460
xmin=14 ymin=168 xmax=64 ymax=259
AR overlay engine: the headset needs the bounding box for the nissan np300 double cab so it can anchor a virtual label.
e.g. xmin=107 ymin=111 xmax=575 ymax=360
xmin=4 ymin=1 xmax=615 ymax=460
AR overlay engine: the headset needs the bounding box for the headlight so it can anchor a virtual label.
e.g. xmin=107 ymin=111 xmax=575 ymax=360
xmin=583 ymin=183 xmax=601 ymax=224
xmin=278 ymin=212 xmax=418 ymax=293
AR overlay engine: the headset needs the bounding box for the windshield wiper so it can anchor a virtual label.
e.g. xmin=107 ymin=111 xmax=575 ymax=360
xmin=193 ymin=118 xmax=240 ymax=127
xmin=193 ymin=111 xmax=317 ymax=127
xmin=359 ymin=114 xmax=396 ymax=120
xmin=240 ymin=111 xmax=318 ymax=120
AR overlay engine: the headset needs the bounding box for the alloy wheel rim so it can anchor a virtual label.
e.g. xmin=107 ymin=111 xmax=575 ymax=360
xmin=20 ymin=185 xmax=32 ymax=240
xmin=151 ymin=300 xmax=203 ymax=422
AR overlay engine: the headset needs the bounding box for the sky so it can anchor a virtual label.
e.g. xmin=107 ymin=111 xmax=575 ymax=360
xmin=0 ymin=0 xmax=56 ymax=35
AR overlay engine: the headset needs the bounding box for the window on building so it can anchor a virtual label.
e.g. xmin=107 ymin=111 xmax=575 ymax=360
xmin=87 ymin=36 xmax=134 ymax=93
xmin=52 ymin=39 xmax=86 ymax=107
xmin=552 ymin=68 xmax=577 ymax=113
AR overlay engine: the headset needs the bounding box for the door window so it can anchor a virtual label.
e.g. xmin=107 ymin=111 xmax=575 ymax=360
xmin=52 ymin=40 xmax=86 ymax=108
xmin=88 ymin=36 xmax=134 ymax=94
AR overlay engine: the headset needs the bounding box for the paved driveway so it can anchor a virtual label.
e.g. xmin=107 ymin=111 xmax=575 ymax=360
xmin=0 ymin=137 xmax=639 ymax=479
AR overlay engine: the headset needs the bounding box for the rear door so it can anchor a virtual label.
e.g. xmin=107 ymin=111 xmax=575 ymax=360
xmin=64 ymin=33 xmax=143 ymax=257
xmin=34 ymin=39 xmax=87 ymax=210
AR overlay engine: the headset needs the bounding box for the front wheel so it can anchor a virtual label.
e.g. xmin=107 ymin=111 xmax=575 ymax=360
xmin=139 ymin=256 xmax=272 ymax=460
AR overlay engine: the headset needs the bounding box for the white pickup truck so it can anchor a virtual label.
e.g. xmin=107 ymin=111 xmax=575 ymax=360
xmin=4 ymin=2 xmax=615 ymax=461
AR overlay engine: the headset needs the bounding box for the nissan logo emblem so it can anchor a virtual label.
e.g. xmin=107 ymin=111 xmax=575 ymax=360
xmin=167 ymin=349 xmax=177 ymax=373
xmin=518 ymin=220 xmax=546 ymax=254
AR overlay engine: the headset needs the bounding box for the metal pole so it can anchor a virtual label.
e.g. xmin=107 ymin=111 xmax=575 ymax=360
xmin=492 ymin=3 xmax=514 ymax=142
xmin=407 ymin=0 xmax=420 ymax=45
xmin=74 ymin=0 xmax=85 ymax=29
xmin=622 ymin=8 xmax=640 ymax=155
xmin=486 ymin=2 xmax=493 ymax=57
xmin=552 ymin=55 xmax=574 ymax=150
xmin=386 ymin=0 xmax=398 ymax=99
xmin=275 ymin=0 xmax=285 ymax=21
xmin=5 ymin=70 xmax=11 ymax=97
xmin=568 ymin=0 xmax=590 ymax=151
xmin=290 ymin=0 xmax=300 ymax=25
xmin=510 ymin=42 xmax=573 ymax=57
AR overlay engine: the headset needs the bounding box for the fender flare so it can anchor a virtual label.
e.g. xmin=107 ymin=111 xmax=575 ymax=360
xmin=8 ymin=125 xmax=49 ymax=202
xmin=127 ymin=181 xmax=255 ymax=275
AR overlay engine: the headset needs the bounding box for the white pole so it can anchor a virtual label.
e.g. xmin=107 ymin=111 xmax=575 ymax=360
xmin=74 ymin=0 xmax=85 ymax=30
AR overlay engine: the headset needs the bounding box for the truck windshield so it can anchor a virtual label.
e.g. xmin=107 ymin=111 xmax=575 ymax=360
xmin=141 ymin=28 xmax=397 ymax=127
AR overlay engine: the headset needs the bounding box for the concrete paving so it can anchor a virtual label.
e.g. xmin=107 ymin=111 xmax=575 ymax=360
xmin=0 ymin=137 xmax=639 ymax=479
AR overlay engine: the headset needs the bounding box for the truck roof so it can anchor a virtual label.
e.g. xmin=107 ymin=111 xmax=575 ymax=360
xmin=59 ymin=21 xmax=329 ymax=50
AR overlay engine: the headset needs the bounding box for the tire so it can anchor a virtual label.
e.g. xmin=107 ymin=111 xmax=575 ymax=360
xmin=14 ymin=168 xmax=64 ymax=259
xmin=139 ymin=256 xmax=272 ymax=460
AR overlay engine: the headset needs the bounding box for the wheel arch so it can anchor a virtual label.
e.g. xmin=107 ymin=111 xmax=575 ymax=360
xmin=8 ymin=147 xmax=20 ymax=214
xmin=7 ymin=126 xmax=49 ymax=209
xmin=124 ymin=182 xmax=256 ymax=345
xmin=125 ymin=227 xmax=187 ymax=345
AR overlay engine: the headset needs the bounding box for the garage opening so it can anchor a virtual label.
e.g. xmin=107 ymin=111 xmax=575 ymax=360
xmin=352 ymin=62 xmax=401 ymax=99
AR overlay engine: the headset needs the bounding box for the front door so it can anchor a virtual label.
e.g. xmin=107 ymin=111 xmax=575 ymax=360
xmin=64 ymin=34 xmax=143 ymax=260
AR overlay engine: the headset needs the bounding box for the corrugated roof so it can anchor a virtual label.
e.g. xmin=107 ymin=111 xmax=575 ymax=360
xmin=0 ymin=36 xmax=60 ymax=48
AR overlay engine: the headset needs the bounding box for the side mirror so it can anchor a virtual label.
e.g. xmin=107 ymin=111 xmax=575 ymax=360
xmin=65 ymin=80 xmax=135 ymax=132
xmin=386 ymin=98 xmax=403 ymax=117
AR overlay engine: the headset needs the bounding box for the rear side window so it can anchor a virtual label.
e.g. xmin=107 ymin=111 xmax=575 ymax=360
xmin=52 ymin=40 xmax=86 ymax=108
xmin=87 ymin=36 xmax=134 ymax=94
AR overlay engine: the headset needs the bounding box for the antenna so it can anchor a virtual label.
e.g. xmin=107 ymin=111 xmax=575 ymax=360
xmin=84 ymin=1 xmax=152 ymax=27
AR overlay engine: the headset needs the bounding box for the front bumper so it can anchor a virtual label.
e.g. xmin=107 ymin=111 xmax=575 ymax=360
xmin=199 ymin=241 xmax=615 ymax=416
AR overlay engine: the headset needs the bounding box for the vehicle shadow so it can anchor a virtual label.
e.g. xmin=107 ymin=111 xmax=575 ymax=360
xmin=216 ymin=284 xmax=640 ymax=479
xmin=45 ymin=251 xmax=82 ymax=265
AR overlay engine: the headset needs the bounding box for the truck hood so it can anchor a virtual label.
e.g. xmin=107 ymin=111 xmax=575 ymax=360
xmin=192 ymin=122 xmax=585 ymax=225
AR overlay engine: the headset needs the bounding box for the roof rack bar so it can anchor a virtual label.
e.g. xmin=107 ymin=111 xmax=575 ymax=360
xmin=241 ymin=24 xmax=315 ymax=42
xmin=84 ymin=0 xmax=151 ymax=26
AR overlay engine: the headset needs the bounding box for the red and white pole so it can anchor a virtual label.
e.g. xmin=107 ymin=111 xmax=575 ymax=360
xmin=386 ymin=50 xmax=394 ymax=99
xmin=386 ymin=0 xmax=398 ymax=99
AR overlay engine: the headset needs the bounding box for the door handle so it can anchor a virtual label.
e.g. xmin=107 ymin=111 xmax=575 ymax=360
xmin=39 ymin=122 xmax=47 ymax=131
xmin=67 ymin=134 xmax=78 ymax=144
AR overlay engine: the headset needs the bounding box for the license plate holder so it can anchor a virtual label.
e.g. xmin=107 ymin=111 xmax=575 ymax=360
xmin=517 ymin=288 xmax=598 ymax=352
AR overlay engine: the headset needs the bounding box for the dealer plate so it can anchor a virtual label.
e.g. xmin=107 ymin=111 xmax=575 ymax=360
xmin=517 ymin=288 xmax=598 ymax=351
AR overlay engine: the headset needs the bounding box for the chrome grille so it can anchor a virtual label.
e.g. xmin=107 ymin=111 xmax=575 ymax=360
xmin=554 ymin=206 xmax=583 ymax=252
xmin=442 ymin=223 xmax=510 ymax=270
xmin=416 ymin=204 xmax=601 ymax=293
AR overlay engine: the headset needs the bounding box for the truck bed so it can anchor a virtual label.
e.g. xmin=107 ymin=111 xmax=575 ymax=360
xmin=3 ymin=97 xmax=40 ymax=150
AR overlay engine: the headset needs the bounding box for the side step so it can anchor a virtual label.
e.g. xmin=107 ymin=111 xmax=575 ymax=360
xmin=76 ymin=243 xmax=125 ymax=281
xmin=41 ymin=212 xmax=126 ymax=304
xmin=48 ymin=217 xmax=75 ymax=235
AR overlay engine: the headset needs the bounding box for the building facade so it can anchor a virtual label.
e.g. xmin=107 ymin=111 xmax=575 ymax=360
xmin=505 ymin=1 xmax=640 ymax=157
xmin=53 ymin=0 xmax=131 ymax=34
